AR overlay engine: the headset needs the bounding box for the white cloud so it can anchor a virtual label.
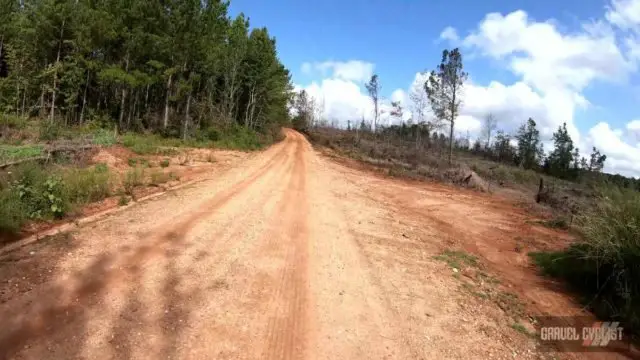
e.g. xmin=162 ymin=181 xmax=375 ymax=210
xmin=628 ymin=119 xmax=640 ymax=130
xmin=587 ymin=122 xmax=640 ymax=177
xmin=300 ymin=60 xmax=375 ymax=82
xmin=440 ymin=26 xmax=459 ymax=42
xmin=606 ymin=0 xmax=640 ymax=30
xmin=439 ymin=3 xmax=640 ymax=176
xmin=296 ymin=59 xmax=413 ymax=129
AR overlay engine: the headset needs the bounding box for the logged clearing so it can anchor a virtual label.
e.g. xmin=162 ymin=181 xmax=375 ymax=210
xmin=0 ymin=130 xmax=633 ymax=359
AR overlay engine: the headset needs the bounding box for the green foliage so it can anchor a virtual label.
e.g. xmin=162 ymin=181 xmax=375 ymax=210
xmin=64 ymin=167 xmax=111 ymax=204
xmin=214 ymin=126 xmax=264 ymax=150
xmin=530 ymin=187 xmax=640 ymax=335
xmin=160 ymin=159 xmax=170 ymax=168
xmin=0 ymin=145 xmax=44 ymax=163
xmin=127 ymin=158 xmax=137 ymax=167
xmin=118 ymin=195 xmax=130 ymax=206
xmin=0 ymin=162 xmax=112 ymax=233
xmin=433 ymin=250 xmax=479 ymax=270
xmin=546 ymin=123 xmax=575 ymax=179
xmin=515 ymin=118 xmax=543 ymax=170
xmin=0 ymin=0 xmax=291 ymax=140
xmin=92 ymin=128 xmax=117 ymax=146
xmin=123 ymin=167 xmax=145 ymax=195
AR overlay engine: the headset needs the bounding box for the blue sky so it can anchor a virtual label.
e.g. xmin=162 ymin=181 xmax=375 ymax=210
xmin=229 ymin=0 xmax=640 ymax=176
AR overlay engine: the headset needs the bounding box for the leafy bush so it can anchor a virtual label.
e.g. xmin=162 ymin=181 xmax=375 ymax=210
xmin=530 ymin=186 xmax=640 ymax=335
xmin=0 ymin=114 xmax=28 ymax=130
xmin=160 ymin=159 xmax=170 ymax=168
xmin=92 ymin=128 xmax=117 ymax=146
xmin=215 ymin=125 xmax=263 ymax=150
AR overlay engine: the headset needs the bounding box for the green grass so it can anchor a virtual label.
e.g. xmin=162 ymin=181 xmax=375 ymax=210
xmin=123 ymin=167 xmax=145 ymax=195
xmin=0 ymin=162 xmax=112 ymax=234
xmin=64 ymin=165 xmax=112 ymax=204
xmin=433 ymin=250 xmax=480 ymax=270
xmin=510 ymin=322 xmax=535 ymax=337
xmin=530 ymin=187 xmax=640 ymax=336
xmin=0 ymin=145 xmax=44 ymax=163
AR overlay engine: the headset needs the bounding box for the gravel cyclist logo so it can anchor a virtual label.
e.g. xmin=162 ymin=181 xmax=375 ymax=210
xmin=535 ymin=316 xmax=632 ymax=353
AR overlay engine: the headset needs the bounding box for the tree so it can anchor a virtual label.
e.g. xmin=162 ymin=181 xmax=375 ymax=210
xmin=589 ymin=147 xmax=607 ymax=172
xmin=425 ymin=48 xmax=468 ymax=164
xmin=481 ymin=113 xmax=497 ymax=148
xmin=546 ymin=123 xmax=574 ymax=178
xmin=0 ymin=0 xmax=292 ymax=139
xmin=515 ymin=118 xmax=543 ymax=169
xmin=365 ymin=74 xmax=381 ymax=133
xmin=409 ymin=73 xmax=442 ymax=148
xmin=493 ymin=130 xmax=516 ymax=164
xmin=291 ymin=89 xmax=314 ymax=131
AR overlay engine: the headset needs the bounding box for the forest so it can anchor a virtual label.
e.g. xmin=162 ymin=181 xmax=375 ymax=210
xmin=0 ymin=0 xmax=292 ymax=139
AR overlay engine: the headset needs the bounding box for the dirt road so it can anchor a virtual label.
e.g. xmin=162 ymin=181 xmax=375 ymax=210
xmin=0 ymin=130 xmax=630 ymax=359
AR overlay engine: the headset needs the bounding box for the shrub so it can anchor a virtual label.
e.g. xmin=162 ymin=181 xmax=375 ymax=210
xmin=150 ymin=170 xmax=171 ymax=185
xmin=160 ymin=159 xmax=170 ymax=168
xmin=0 ymin=188 xmax=27 ymax=233
xmin=64 ymin=166 xmax=111 ymax=204
xmin=92 ymin=128 xmax=117 ymax=146
xmin=530 ymin=186 xmax=640 ymax=335
xmin=127 ymin=158 xmax=137 ymax=167
xmin=123 ymin=167 xmax=145 ymax=194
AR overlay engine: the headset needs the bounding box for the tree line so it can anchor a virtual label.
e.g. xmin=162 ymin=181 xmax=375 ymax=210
xmin=293 ymin=47 xmax=640 ymax=190
xmin=0 ymin=0 xmax=292 ymax=138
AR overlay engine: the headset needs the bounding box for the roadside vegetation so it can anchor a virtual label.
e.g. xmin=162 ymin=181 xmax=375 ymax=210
xmin=297 ymin=47 xmax=640 ymax=339
xmin=0 ymin=0 xmax=291 ymax=238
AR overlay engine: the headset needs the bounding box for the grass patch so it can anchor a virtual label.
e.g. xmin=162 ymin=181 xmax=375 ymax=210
xmin=118 ymin=195 xmax=130 ymax=206
xmin=0 ymin=145 xmax=44 ymax=163
xmin=64 ymin=165 xmax=112 ymax=204
xmin=510 ymin=322 xmax=535 ymax=337
xmin=123 ymin=167 xmax=145 ymax=195
xmin=433 ymin=250 xmax=480 ymax=270
xmin=538 ymin=217 xmax=570 ymax=230
xmin=530 ymin=186 xmax=640 ymax=336
xmin=150 ymin=170 xmax=172 ymax=186
xmin=0 ymin=162 xmax=113 ymax=234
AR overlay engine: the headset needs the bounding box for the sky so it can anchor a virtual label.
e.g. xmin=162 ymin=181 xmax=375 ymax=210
xmin=229 ymin=0 xmax=640 ymax=177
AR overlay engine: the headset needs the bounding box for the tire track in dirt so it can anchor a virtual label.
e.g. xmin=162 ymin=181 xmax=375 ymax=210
xmin=261 ymin=134 xmax=310 ymax=360
xmin=0 ymin=138 xmax=294 ymax=359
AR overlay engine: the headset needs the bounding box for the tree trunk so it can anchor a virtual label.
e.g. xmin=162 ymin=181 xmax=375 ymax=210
xmin=448 ymin=120 xmax=454 ymax=164
xmin=21 ymin=86 xmax=27 ymax=117
xmin=50 ymin=19 xmax=65 ymax=123
xmin=118 ymin=53 xmax=130 ymax=129
xmin=163 ymin=73 xmax=173 ymax=129
xmin=79 ymin=71 xmax=90 ymax=124
xmin=183 ymin=92 xmax=191 ymax=141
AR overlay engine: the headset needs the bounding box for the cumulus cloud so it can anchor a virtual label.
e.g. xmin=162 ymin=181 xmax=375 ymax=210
xmin=438 ymin=2 xmax=640 ymax=176
xmin=439 ymin=26 xmax=459 ymax=42
xmin=300 ymin=60 xmax=375 ymax=82
xmin=586 ymin=122 xmax=640 ymax=177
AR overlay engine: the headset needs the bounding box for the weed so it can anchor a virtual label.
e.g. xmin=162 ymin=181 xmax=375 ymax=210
xmin=127 ymin=158 xmax=137 ymax=167
xmin=539 ymin=217 xmax=569 ymax=229
xmin=530 ymin=186 xmax=640 ymax=335
xmin=123 ymin=167 xmax=145 ymax=195
xmin=433 ymin=250 xmax=479 ymax=270
xmin=150 ymin=170 xmax=171 ymax=186
xmin=510 ymin=322 xmax=535 ymax=337
xmin=64 ymin=167 xmax=111 ymax=204
xmin=495 ymin=291 xmax=526 ymax=318
xmin=92 ymin=128 xmax=117 ymax=146
xmin=0 ymin=145 xmax=44 ymax=163
xmin=160 ymin=159 xmax=170 ymax=168
xmin=118 ymin=195 xmax=130 ymax=206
